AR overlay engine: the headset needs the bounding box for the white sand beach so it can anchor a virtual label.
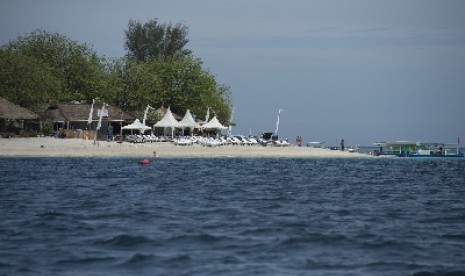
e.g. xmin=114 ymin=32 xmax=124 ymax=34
xmin=0 ymin=137 xmax=373 ymax=158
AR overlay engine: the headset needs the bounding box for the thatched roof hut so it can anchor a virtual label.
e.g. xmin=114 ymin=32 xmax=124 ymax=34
xmin=45 ymin=102 xmax=135 ymax=124
xmin=41 ymin=102 xmax=138 ymax=139
xmin=0 ymin=97 xmax=39 ymax=120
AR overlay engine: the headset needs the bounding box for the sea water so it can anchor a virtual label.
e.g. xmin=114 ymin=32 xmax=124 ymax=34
xmin=0 ymin=157 xmax=464 ymax=276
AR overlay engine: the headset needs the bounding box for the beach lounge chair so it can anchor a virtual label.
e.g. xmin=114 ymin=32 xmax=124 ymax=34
xmin=173 ymin=137 xmax=194 ymax=146
xmin=281 ymin=140 xmax=291 ymax=147
xmin=248 ymin=137 xmax=259 ymax=145
xmin=227 ymin=136 xmax=239 ymax=145
xmin=136 ymin=135 xmax=145 ymax=143
xmin=143 ymin=135 xmax=153 ymax=142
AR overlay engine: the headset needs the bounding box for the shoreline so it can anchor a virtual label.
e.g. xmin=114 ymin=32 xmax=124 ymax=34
xmin=0 ymin=137 xmax=374 ymax=158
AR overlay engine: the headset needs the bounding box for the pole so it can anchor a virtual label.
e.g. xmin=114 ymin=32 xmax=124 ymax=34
xmin=142 ymin=105 xmax=152 ymax=127
xmin=87 ymin=98 xmax=95 ymax=129
xmin=228 ymin=106 xmax=234 ymax=136
xmin=120 ymin=112 xmax=123 ymax=136
xmin=205 ymin=106 xmax=210 ymax=123
xmin=457 ymin=137 xmax=460 ymax=154
xmin=275 ymin=109 xmax=283 ymax=135
xmin=94 ymin=103 xmax=107 ymax=146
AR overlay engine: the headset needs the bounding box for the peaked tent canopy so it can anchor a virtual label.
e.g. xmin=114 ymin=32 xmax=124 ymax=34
xmin=154 ymin=106 xmax=182 ymax=121
xmin=179 ymin=109 xmax=201 ymax=136
xmin=153 ymin=107 xmax=181 ymax=137
xmin=201 ymin=116 xmax=227 ymax=130
xmin=122 ymin=119 xmax=151 ymax=133
xmin=179 ymin=109 xmax=201 ymax=129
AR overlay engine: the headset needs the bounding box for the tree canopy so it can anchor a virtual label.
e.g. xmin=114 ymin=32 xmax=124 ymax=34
xmin=0 ymin=30 xmax=108 ymax=112
xmin=108 ymin=56 xmax=231 ymax=121
xmin=125 ymin=19 xmax=192 ymax=62
xmin=0 ymin=20 xmax=232 ymax=123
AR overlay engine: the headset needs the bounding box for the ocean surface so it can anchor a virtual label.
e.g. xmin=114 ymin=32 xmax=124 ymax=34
xmin=1 ymin=157 xmax=465 ymax=276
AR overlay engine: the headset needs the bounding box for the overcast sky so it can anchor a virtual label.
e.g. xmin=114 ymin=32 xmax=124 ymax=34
xmin=1 ymin=0 xmax=465 ymax=146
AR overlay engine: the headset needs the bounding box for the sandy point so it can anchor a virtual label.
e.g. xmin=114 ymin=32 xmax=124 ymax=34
xmin=0 ymin=137 xmax=374 ymax=158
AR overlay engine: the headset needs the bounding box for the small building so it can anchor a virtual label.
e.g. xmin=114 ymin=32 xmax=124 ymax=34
xmin=0 ymin=97 xmax=39 ymax=137
xmin=43 ymin=102 xmax=136 ymax=139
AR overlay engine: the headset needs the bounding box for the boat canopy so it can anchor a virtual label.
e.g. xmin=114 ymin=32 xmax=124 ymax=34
xmin=374 ymin=141 xmax=420 ymax=147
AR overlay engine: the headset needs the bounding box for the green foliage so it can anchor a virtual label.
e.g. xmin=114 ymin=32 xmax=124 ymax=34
xmin=125 ymin=18 xmax=191 ymax=62
xmin=0 ymin=30 xmax=108 ymax=108
xmin=0 ymin=48 xmax=62 ymax=112
xmin=42 ymin=122 xmax=53 ymax=136
xmin=111 ymin=55 xmax=232 ymax=123
xmin=0 ymin=20 xmax=232 ymax=125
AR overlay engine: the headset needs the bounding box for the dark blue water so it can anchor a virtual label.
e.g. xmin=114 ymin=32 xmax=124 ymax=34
xmin=1 ymin=157 xmax=465 ymax=276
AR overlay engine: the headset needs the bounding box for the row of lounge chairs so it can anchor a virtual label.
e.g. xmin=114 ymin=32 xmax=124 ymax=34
xmin=171 ymin=135 xmax=258 ymax=147
xmin=172 ymin=135 xmax=292 ymax=147
xmin=124 ymin=134 xmax=292 ymax=147
xmin=125 ymin=134 xmax=171 ymax=143
xmin=266 ymin=140 xmax=293 ymax=147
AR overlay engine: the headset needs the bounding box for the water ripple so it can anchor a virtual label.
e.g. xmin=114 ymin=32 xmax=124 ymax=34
xmin=0 ymin=157 xmax=464 ymax=275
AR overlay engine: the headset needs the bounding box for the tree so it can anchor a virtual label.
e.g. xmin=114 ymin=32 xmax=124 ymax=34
xmin=1 ymin=29 xmax=109 ymax=106
xmin=106 ymin=58 xmax=162 ymax=112
xmin=125 ymin=19 xmax=192 ymax=62
xmin=1 ymin=25 xmax=233 ymax=126
xmin=109 ymin=55 xmax=232 ymax=122
xmin=0 ymin=47 xmax=62 ymax=112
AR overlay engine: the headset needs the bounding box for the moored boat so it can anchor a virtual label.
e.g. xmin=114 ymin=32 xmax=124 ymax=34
xmin=409 ymin=149 xmax=464 ymax=158
xmin=373 ymin=141 xmax=464 ymax=158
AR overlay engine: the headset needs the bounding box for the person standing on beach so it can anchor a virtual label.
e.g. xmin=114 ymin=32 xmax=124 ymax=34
xmin=340 ymin=139 xmax=345 ymax=151
xmin=296 ymin=136 xmax=302 ymax=147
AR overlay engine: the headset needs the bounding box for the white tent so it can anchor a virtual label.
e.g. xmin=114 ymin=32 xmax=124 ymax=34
xmin=153 ymin=107 xmax=181 ymax=137
xmin=179 ymin=109 xmax=201 ymax=135
xmin=122 ymin=119 xmax=151 ymax=134
xmin=201 ymin=116 xmax=227 ymax=130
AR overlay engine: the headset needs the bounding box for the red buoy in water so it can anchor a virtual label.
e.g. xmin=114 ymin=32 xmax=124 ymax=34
xmin=139 ymin=158 xmax=150 ymax=165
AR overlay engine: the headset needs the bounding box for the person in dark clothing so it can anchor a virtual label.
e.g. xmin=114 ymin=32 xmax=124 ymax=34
xmin=340 ymin=139 xmax=345 ymax=151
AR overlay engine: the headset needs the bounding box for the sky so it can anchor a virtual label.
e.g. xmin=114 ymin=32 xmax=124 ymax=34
xmin=1 ymin=0 xmax=465 ymax=146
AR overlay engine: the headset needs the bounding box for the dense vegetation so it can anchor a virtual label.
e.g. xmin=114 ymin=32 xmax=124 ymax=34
xmin=0 ymin=19 xmax=232 ymax=123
